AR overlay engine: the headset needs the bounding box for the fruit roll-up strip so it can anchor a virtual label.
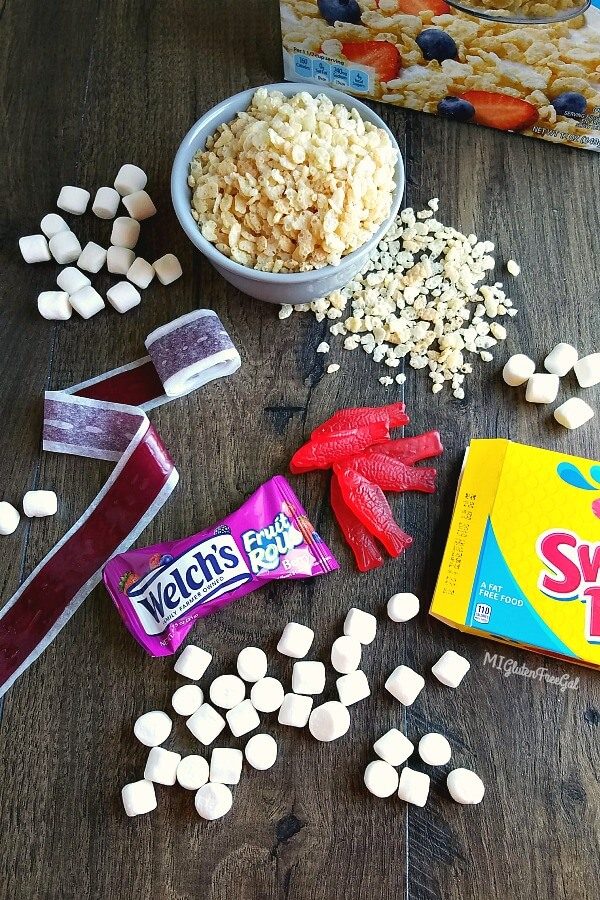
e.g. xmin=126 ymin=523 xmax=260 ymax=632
xmin=368 ymin=431 xmax=443 ymax=466
xmin=290 ymin=420 xmax=390 ymax=474
xmin=311 ymin=402 xmax=409 ymax=438
xmin=349 ymin=452 xmax=437 ymax=494
xmin=334 ymin=465 xmax=413 ymax=557
xmin=330 ymin=472 xmax=384 ymax=573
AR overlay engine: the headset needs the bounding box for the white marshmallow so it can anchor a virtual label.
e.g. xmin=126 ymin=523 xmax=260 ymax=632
xmin=114 ymin=163 xmax=148 ymax=196
xmin=447 ymin=768 xmax=485 ymax=805
xmin=106 ymin=245 xmax=136 ymax=275
xmin=38 ymin=291 xmax=71 ymax=321
xmin=23 ymin=490 xmax=57 ymax=517
xmin=144 ymin=746 xmax=181 ymax=786
xmin=502 ymin=354 xmax=535 ymax=387
xmin=176 ymin=754 xmax=209 ymax=790
xmin=49 ymin=231 xmax=82 ymax=265
xmin=186 ymin=703 xmax=226 ymax=746
xmin=209 ymin=674 xmax=246 ymax=710
xmin=69 ymin=285 xmax=105 ymax=319
xmin=277 ymin=622 xmax=314 ymax=658
xmin=57 ymin=185 xmax=90 ymax=215
xmin=330 ymin=635 xmax=361 ymax=674
xmin=387 ymin=592 xmax=420 ymax=623
xmin=195 ymin=782 xmax=232 ymax=820
xmin=385 ymin=665 xmax=425 ymax=706
xmin=226 ymin=699 xmax=260 ymax=737
xmin=127 ymin=257 xmax=155 ymax=289
xmin=277 ymin=693 xmax=313 ymax=728
xmin=554 ymin=397 xmax=594 ymax=431
xmin=398 ymin=766 xmax=430 ymax=807
xmin=121 ymin=780 xmax=156 ymax=817
xmin=77 ymin=241 xmax=107 ymax=274
xmin=308 ymin=701 xmax=350 ymax=741
xmin=574 ymin=353 xmax=600 ymax=389
xmin=210 ymin=747 xmax=243 ymax=785
xmin=544 ymin=343 xmax=578 ymax=377
xmin=336 ymin=669 xmax=370 ymax=706
xmin=236 ymin=646 xmax=268 ymax=683
xmin=431 ymin=650 xmax=470 ymax=688
xmin=364 ymin=760 xmax=399 ymax=798
xmin=111 ymin=216 xmax=140 ymax=250
xmin=92 ymin=186 xmax=121 ymax=219
xmin=171 ymin=684 xmax=203 ymax=716
xmin=373 ymin=728 xmax=414 ymax=767
xmin=343 ymin=608 xmax=377 ymax=644
xmin=174 ymin=644 xmax=212 ymax=681
xmin=122 ymin=189 xmax=157 ymax=220
xmin=525 ymin=373 xmax=560 ymax=404
xmin=153 ymin=253 xmax=182 ymax=285
xmin=0 ymin=501 xmax=20 ymax=536
xmin=134 ymin=710 xmax=172 ymax=747
xmin=56 ymin=266 xmax=90 ymax=295
xmin=107 ymin=281 xmax=141 ymax=314
xmin=292 ymin=660 xmax=326 ymax=695
xmin=244 ymin=733 xmax=278 ymax=770
xmin=19 ymin=234 xmax=51 ymax=263
xmin=40 ymin=213 xmax=69 ymax=239
xmin=418 ymin=733 xmax=452 ymax=766
xmin=250 ymin=677 xmax=285 ymax=713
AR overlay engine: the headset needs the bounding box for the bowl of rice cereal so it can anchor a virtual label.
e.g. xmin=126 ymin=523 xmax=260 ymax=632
xmin=171 ymin=83 xmax=404 ymax=304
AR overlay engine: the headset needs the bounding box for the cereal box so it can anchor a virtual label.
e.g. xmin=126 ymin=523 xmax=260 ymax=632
xmin=280 ymin=0 xmax=600 ymax=151
xmin=430 ymin=439 xmax=600 ymax=669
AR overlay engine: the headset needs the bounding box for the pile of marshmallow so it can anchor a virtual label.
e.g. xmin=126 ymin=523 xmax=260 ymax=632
xmin=503 ymin=342 xmax=599 ymax=430
xmin=0 ymin=490 xmax=58 ymax=536
xmin=18 ymin=164 xmax=182 ymax=321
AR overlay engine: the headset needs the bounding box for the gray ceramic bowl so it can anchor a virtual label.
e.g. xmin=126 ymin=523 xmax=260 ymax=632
xmin=171 ymin=82 xmax=404 ymax=305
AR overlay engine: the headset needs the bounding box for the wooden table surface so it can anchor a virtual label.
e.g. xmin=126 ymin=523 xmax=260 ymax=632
xmin=1 ymin=2 xmax=599 ymax=898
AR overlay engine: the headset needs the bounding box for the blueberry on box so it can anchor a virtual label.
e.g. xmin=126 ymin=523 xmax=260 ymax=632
xmin=416 ymin=29 xmax=458 ymax=63
xmin=317 ymin=0 xmax=362 ymax=25
xmin=551 ymin=92 xmax=587 ymax=117
xmin=437 ymin=96 xmax=475 ymax=122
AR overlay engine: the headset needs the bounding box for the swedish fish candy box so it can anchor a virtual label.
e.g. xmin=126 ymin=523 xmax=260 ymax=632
xmin=430 ymin=439 xmax=600 ymax=668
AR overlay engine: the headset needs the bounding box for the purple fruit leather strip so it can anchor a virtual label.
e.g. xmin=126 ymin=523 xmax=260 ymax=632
xmin=148 ymin=313 xmax=235 ymax=385
xmin=44 ymin=397 xmax=142 ymax=456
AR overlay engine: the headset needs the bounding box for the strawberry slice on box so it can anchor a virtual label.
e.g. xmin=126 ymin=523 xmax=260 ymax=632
xmin=379 ymin=0 xmax=451 ymax=14
xmin=341 ymin=40 xmax=402 ymax=82
xmin=458 ymin=90 xmax=539 ymax=132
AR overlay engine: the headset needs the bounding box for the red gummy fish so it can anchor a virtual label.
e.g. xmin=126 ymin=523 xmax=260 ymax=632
xmin=349 ymin=453 xmax=437 ymax=493
xmin=369 ymin=430 xmax=443 ymax=466
xmin=290 ymin=420 xmax=390 ymax=474
xmin=330 ymin=472 xmax=383 ymax=573
xmin=334 ymin=465 xmax=413 ymax=557
xmin=311 ymin=402 xmax=409 ymax=438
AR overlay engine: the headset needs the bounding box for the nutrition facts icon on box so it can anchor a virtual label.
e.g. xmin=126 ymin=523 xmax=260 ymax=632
xmin=474 ymin=603 xmax=492 ymax=624
xmin=331 ymin=64 xmax=349 ymax=88
xmin=348 ymin=69 xmax=370 ymax=93
xmin=312 ymin=58 xmax=331 ymax=83
xmin=293 ymin=54 xmax=312 ymax=79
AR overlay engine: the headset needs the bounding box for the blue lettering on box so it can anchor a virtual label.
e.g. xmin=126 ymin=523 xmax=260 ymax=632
xmin=312 ymin=58 xmax=331 ymax=82
xmin=294 ymin=54 xmax=312 ymax=77
xmin=331 ymin=64 xmax=349 ymax=87
xmin=349 ymin=69 xmax=370 ymax=93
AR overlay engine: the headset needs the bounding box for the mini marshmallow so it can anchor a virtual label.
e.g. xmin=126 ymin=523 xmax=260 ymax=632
xmin=40 ymin=213 xmax=69 ymax=239
xmin=38 ymin=291 xmax=71 ymax=321
xmin=49 ymin=231 xmax=82 ymax=265
xmin=0 ymin=501 xmax=20 ymax=536
xmin=77 ymin=241 xmax=107 ymax=274
xmin=525 ymin=373 xmax=560 ymax=404
xmin=398 ymin=766 xmax=430 ymax=807
xmin=57 ymin=185 xmax=90 ymax=215
xmin=336 ymin=669 xmax=370 ymax=706
xmin=226 ymin=699 xmax=260 ymax=737
xmin=447 ymin=768 xmax=485 ymax=805
xmin=277 ymin=693 xmax=313 ymax=728
xmin=122 ymin=189 xmax=157 ymax=220
xmin=387 ymin=592 xmax=420 ymax=623
xmin=431 ymin=650 xmax=470 ymax=688
xmin=343 ymin=608 xmax=377 ymax=644
xmin=209 ymin=674 xmax=246 ymax=710
xmin=69 ymin=285 xmax=105 ymax=319
xmin=330 ymin=635 xmax=361 ymax=674
xmin=250 ymin=677 xmax=285 ymax=713
xmin=292 ymin=661 xmax=326 ymax=695
xmin=574 ymin=353 xmax=600 ymax=389
xmin=385 ymin=665 xmax=425 ymax=706
xmin=364 ymin=760 xmax=399 ymax=798
xmin=308 ymin=701 xmax=350 ymax=741
xmin=144 ymin=746 xmax=181 ymax=786
xmin=195 ymin=782 xmax=232 ymax=820
xmin=176 ymin=755 xmax=209 ymax=790
xmin=373 ymin=728 xmax=414 ymax=767
xmin=127 ymin=257 xmax=155 ymax=289
xmin=544 ymin=342 xmax=578 ymax=377
xmin=107 ymin=281 xmax=141 ymax=314
xmin=244 ymin=733 xmax=278 ymax=770
xmin=106 ymin=245 xmax=136 ymax=275
xmin=186 ymin=703 xmax=226 ymax=746
xmin=502 ymin=354 xmax=535 ymax=387
xmin=92 ymin=186 xmax=120 ymax=219
xmin=114 ymin=163 xmax=147 ymax=196
xmin=121 ymin=780 xmax=156 ymax=817
xmin=277 ymin=622 xmax=314 ymax=658
xmin=418 ymin=733 xmax=452 ymax=766
xmin=56 ymin=266 xmax=90 ymax=295
xmin=23 ymin=490 xmax=57 ymax=517
xmin=554 ymin=397 xmax=594 ymax=431
xmin=237 ymin=646 xmax=268 ymax=683
xmin=134 ymin=710 xmax=172 ymax=747
xmin=174 ymin=644 xmax=212 ymax=681
xmin=19 ymin=234 xmax=51 ymax=264
xmin=153 ymin=253 xmax=182 ymax=285
xmin=111 ymin=216 xmax=140 ymax=250
xmin=210 ymin=747 xmax=243 ymax=785
xmin=171 ymin=684 xmax=203 ymax=717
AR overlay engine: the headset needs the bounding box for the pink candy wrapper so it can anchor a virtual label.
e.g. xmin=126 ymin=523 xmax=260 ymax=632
xmin=103 ymin=476 xmax=339 ymax=655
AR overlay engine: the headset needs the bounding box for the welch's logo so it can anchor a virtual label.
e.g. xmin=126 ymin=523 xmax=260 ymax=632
xmin=241 ymin=512 xmax=304 ymax=574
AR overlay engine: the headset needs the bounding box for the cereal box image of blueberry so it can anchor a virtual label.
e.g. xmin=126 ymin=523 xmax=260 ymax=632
xmin=280 ymin=0 xmax=600 ymax=150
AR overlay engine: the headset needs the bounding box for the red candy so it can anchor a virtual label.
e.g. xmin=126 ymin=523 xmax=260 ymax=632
xmin=290 ymin=420 xmax=390 ymax=474
xmin=311 ymin=402 xmax=409 ymax=438
xmin=330 ymin=472 xmax=384 ymax=573
xmin=334 ymin=466 xmax=413 ymax=557
xmin=369 ymin=430 xmax=443 ymax=465
xmin=349 ymin=453 xmax=437 ymax=494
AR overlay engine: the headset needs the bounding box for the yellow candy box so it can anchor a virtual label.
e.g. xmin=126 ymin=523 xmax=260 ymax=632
xmin=430 ymin=439 xmax=600 ymax=669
